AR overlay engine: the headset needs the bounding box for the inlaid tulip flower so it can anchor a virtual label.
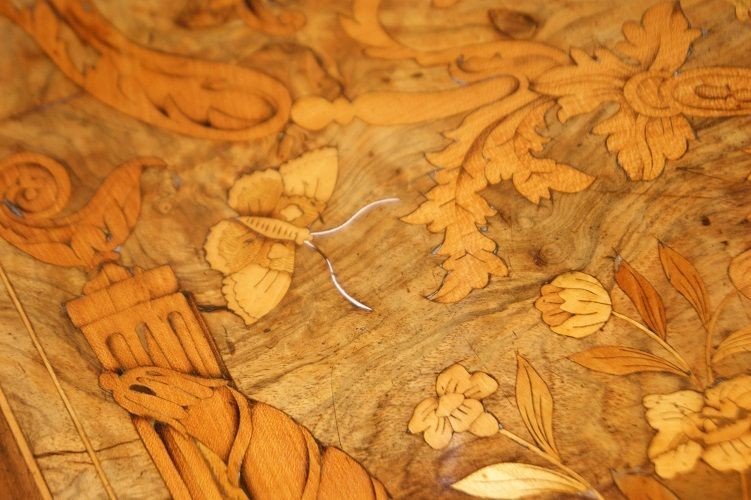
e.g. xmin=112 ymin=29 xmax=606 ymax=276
xmin=534 ymin=271 xmax=613 ymax=338
xmin=644 ymin=375 xmax=751 ymax=479
xmin=408 ymin=364 xmax=499 ymax=449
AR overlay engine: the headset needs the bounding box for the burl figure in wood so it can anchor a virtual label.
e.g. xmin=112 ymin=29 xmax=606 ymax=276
xmin=0 ymin=151 xmax=388 ymax=499
xmin=68 ymin=264 xmax=388 ymax=500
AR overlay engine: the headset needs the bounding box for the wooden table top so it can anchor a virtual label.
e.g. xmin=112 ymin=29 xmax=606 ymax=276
xmin=1 ymin=0 xmax=750 ymax=498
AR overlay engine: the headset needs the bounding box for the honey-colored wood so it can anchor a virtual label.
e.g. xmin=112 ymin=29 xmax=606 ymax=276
xmin=1 ymin=1 xmax=751 ymax=499
xmin=67 ymin=262 xmax=387 ymax=499
xmin=177 ymin=0 xmax=306 ymax=36
xmin=0 ymin=383 xmax=51 ymax=500
xmin=204 ymin=148 xmax=338 ymax=325
xmin=0 ymin=152 xmax=162 ymax=268
xmin=293 ymin=0 xmax=751 ymax=303
xmin=0 ymin=0 xmax=292 ymax=141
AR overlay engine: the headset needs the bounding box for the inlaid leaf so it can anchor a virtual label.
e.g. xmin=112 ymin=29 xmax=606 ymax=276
xmin=729 ymin=249 xmax=751 ymax=299
xmin=615 ymin=257 xmax=668 ymax=339
xmin=569 ymin=346 xmax=686 ymax=376
xmin=712 ymin=326 xmax=751 ymax=364
xmin=658 ymin=243 xmax=711 ymax=324
xmin=515 ymin=354 xmax=559 ymax=459
xmin=614 ymin=473 xmax=679 ymax=500
xmin=403 ymin=97 xmax=591 ymax=303
xmin=452 ymin=463 xmax=587 ymax=499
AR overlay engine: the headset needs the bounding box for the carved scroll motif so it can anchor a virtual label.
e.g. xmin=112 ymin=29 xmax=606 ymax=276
xmin=0 ymin=152 xmax=163 ymax=268
xmin=66 ymin=264 xmax=388 ymax=500
xmin=0 ymin=0 xmax=291 ymax=141
xmin=293 ymin=0 xmax=751 ymax=303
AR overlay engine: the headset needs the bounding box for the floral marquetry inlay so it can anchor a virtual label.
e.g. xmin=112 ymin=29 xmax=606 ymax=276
xmin=291 ymin=0 xmax=751 ymax=302
xmin=1 ymin=1 xmax=751 ymax=499
xmin=535 ymin=241 xmax=751 ymax=488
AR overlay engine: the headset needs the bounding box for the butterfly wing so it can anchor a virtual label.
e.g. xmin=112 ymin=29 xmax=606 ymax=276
xmin=278 ymin=147 xmax=338 ymax=202
xmin=227 ymin=168 xmax=285 ymax=216
xmin=204 ymin=219 xmax=295 ymax=325
xmin=204 ymin=147 xmax=338 ymax=325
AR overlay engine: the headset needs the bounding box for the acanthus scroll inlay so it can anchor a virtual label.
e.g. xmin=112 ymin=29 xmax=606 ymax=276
xmin=0 ymin=152 xmax=163 ymax=268
xmin=0 ymin=0 xmax=292 ymax=141
xmin=293 ymin=0 xmax=751 ymax=303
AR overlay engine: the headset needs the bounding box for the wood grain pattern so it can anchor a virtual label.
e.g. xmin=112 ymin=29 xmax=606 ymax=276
xmin=0 ymin=0 xmax=292 ymax=141
xmin=293 ymin=0 xmax=751 ymax=303
xmin=0 ymin=1 xmax=750 ymax=499
xmin=0 ymin=383 xmax=50 ymax=500
xmin=66 ymin=263 xmax=387 ymax=499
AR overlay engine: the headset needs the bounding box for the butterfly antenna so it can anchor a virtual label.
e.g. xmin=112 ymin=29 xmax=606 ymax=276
xmin=303 ymin=240 xmax=373 ymax=312
xmin=310 ymin=197 xmax=399 ymax=238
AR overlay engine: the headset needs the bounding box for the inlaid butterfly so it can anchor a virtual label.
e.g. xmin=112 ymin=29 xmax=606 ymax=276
xmin=205 ymin=148 xmax=395 ymax=325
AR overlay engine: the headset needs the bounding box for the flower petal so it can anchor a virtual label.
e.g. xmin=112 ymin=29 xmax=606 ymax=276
xmin=551 ymin=313 xmax=609 ymax=338
xmin=436 ymin=393 xmax=465 ymax=418
xmin=465 ymin=372 xmax=499 ymax=400
xmin=408 ymin=398 xmax=439 ymax=434
xmin=644 ymin=390 xmax=704 ymax=457
xmin=469 ymin=412 xmax=499 ymax=437
xmin=704 ymin=375 xmax=751 ymax=411
xmin=448 ymin=398 xmax=484 ymax=433
xmin=424 ymin=416 xmax=453 ymax=449
xmin=436 ymin=364 xmax=472 ymax=396
xmin=703 ymin=435 xmax=751 ymax=473
xmin=652 ymin=441 xmax=703 ymax=479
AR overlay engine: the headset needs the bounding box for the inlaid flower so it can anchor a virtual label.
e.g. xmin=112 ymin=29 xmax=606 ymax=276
xmin=533 ymin=2 xmax=700 ymax=180
xmin=534 ymin=272 xmax=612 ymax=338
xmin=408 ymin=364 xmax=499 ymax=449
xmin=644 ymin=375 xmax=751 ymax=479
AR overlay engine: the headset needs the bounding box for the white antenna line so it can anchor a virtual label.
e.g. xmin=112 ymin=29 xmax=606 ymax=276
xmin=310 ymin=197 xmax=399 ymax=238
xmin=303 ymin=240 xmax=373 ymax=312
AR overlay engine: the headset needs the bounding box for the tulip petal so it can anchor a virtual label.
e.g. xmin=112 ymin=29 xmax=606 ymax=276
xmin=408 ymin=398 xmax=439 ymax=434
xmin=551 ymin=312 xmax=610 ymax=338
xmin=448 ymin=399 xmax=484 ymax=432
xmin=550 ymin=272 xmax=612 ymax=303
xmin=424 ymin=416 xmax=453 ymax=449
xmin=465 ymin=372 xmax=499 ymax=400
xmin=535 ymin=288 xmax=572 ymax=328
xmin=469 ymin=412 xmax=499 ymax=437
xmin=436 ymin=364 xmax=472 ymax=396
xmin=703 ymin=435 xmax=751 ymax=473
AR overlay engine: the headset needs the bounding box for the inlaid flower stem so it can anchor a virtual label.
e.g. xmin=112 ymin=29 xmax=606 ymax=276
xmin=498 ymin=427 xmax=605 ymax=500
xmin=611 ymin=310 xmax=703 ymax=389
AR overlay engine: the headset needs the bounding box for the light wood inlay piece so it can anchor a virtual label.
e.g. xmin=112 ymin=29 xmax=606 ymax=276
xmin=0 ymin=1 xmax=750 ymax=499
xmin=0 ymin=383 xmax=51 ymax=500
